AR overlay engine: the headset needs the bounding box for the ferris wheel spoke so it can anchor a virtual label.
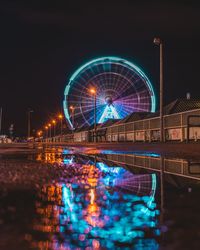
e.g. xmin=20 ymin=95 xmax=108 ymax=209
xmin=69 ymin=93 xmax=95 ymax=102
xmin=119 ymin=92 xmax=150 ymax=103
xmin=115 ymin=90 xmax=136 ymax=104
xmin=71 ymin=77 xmax=91 ymax=91
xmin=114 ymin=63 xmax=125 ymax=92
xmin=115 ymin=77 xmax=142 ymax=101
xmin=69 ymin=86 xmax=90 ymax=97
xmin=113 ymin=65 xmax=131 ymax=93
xmin=115 ymin=81 xmax=135 ymax=100
xmin=118 ymin=107 xmax=131 ymax=118
xmin=81 ymin=104 xmax=105 ymax=116
xmin=64 ymin=57 xmax=155 ymax=128
xmin=68 ymin=91 xmax=89 ymax=99
xmin=81 ymin=99 xmax=106 ymax=107
xmin=122 ymin=104 xmax=136 ymax=113
xmin=113 ymin=66 xmax=133 ymax=92
xmin=96 ymin=95 xmax=105 ymax=104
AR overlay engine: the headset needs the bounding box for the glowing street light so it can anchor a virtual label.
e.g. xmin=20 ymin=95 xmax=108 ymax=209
xmin=45 ymin=126 xmax=48 ymax=138
xmin=52 ymin=119 xmax=56 ymax=137
xmin=48 ymin=123 xmax=52 ymax=138
xmin=89 ymin=88 xmax=97 ymax=143
xmin=153 ymin=37 xmax=164 ymax=142
xmin=69 ymin=106 xmax=75 ymax=129
xmin=58 ymin=114 xmax=63 ymax=136
xmin=90 ymin=88 xmax=96 ymax=94
xmin=37 ymin=130 xmax=42 ymax=137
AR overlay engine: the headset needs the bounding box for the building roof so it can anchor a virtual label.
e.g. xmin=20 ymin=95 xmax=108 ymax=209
xmin=116 ymin=112 xmax=153 ymax=124
xmin=164 ymin=99 xmax=200 ymax=115
xmin=74 ymin=125 xmax=90 ymax=132
xmin=106 ymin=98 xmax=200 ymax=125
xmin=98 ymin=119 xmax=120 ymax=128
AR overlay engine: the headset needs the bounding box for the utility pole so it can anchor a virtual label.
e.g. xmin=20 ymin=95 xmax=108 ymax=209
xmin=94 ymin=93 xmax=97 ymax=143
xmin=69 ymin=105 xmax=75 ymax=130
xmin=154 ymin=37 xmax=164 ymax=142
xmin=58 ymin=114 xmax=63 ymax=136
xmin=27 ymin=109 xmax=33 ymax=138
xmin=89 ymin=88 xmax=97 ymax=143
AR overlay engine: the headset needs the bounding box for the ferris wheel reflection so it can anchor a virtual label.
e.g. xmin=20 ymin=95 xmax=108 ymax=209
xmin=31 ymin=153 xmax=160 ymax=249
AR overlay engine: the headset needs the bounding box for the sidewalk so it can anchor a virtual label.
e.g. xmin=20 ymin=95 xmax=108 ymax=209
xmin=1 ymin=142 xmax=200 ymax=160
xmin=42 ymin=141 xmax=200 ymax=159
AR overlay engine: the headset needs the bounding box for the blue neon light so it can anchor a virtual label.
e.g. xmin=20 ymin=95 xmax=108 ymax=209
xmin=63 ymin=56 xmax=156 ymax=128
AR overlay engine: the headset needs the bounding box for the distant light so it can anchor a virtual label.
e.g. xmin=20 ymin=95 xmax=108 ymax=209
xmin=37 ymin=130 xmax=42 ymax=136
xmin=186 ymin=92 xmax=191 ymax=100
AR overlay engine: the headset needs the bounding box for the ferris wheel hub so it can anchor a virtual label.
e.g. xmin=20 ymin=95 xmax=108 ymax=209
xmin=105 ymin=96 xmax=113 ymax=106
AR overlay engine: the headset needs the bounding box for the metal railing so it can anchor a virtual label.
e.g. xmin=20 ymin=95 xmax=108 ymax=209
xmin=42 ymin=108 xmax=200 ymax=143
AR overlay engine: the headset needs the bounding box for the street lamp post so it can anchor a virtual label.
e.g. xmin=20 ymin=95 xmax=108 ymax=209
xmin=58 ymin=114 xmax=63 ymax=136
xmin=90 ymin=88 xmax=97 ymax=143
xmin=52 ymin=119 xmax=56 ymax=137
xmin=37 ymin=130 xmax=42 ymax=138
xmin=27 ymin=109 xmax=33 ymax=138
xmin=48 ymin=123 xmax=52 ymax=138
xmin=70 ymin=106 xmax=75 ymax=129
xmin=45 ymin=126 xmax=48 ymax=138
xmin=153 ymin=37 xmax=164 ymax=142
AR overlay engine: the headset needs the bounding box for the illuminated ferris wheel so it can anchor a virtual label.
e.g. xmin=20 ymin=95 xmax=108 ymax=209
xmin=63 ymin=56 xmax=156 ymax=129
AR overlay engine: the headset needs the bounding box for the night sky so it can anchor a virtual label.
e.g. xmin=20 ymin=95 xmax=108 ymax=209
xmin=0 ymin=0 xmax=200 ymax=136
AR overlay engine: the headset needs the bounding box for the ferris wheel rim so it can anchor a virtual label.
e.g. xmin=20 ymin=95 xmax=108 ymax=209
xmin=63 ymin=56 xmax=156 ymax=129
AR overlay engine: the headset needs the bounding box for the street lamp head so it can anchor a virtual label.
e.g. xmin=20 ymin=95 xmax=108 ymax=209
xmin=58 ymin=114 xmax=63 ymax=119
xmin=45 ymin=126 xmax=48 ymax=130
xmin=153 ymin=37 xmax=162 ymax=45
xmin=90 ymin=88 xmax=96 ymax=95
xmin=48 ymin=123 xmax=51 ymax=127
xmin=37 ymin=130 xmax=42 ymax=136
xmin=52 ymin=119 xmax=56 ymax=124
xmin=70 ymin=105 xmax=74 ymax=110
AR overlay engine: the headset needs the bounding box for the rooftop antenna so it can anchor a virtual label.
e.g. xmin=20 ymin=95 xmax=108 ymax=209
xmin=186 ymin=92 xmax=191 ymax=100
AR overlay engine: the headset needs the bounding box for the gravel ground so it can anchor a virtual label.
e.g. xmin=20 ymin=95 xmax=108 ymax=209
xmin=0 ymin=159 xmax=71 ymax=191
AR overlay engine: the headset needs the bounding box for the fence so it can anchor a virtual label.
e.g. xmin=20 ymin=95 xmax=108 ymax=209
xmin=42 ymin=108 xmax=200 ymax=143
xmin=104 ymin=109 xmax=200 ymax=142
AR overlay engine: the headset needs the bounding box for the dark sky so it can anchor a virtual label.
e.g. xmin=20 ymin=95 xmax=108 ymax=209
xmin=0 ymin=0 xmax=200 ymax=136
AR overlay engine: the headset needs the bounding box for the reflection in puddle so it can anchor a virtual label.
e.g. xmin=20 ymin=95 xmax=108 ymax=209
xmin=29 ymin=151 xmax=159 ymax=249
xmin=1 ymin=147 xmax=200 ymax=249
